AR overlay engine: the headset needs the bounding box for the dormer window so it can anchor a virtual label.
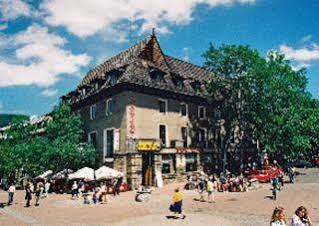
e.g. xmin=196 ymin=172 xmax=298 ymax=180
xmin=110 ymin=73 xmax=118 ymax=85
xmin=191 ymin=81 xmax=201 ymax=92
xmin=94 ymin=83 xmax=99 ymax=90
xmin=150 ymin=69 xmax=165 ymax=83
xmin=82 ymin=88 xmax=86 ymax=95
xmin=172 ymin=76 xmax=184 ymax=89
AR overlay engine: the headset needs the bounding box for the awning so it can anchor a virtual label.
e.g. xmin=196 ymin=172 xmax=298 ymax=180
xmin=95 ymin=166 xmax=123 ymax=180
xmin=68 ymin=167 xmax=94 ymax=181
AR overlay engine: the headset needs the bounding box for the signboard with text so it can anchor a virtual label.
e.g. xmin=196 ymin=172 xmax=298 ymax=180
xmin=137 ymin=140 xmax=160 ymax=151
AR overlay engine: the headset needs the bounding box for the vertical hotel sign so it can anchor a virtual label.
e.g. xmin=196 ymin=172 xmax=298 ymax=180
xmin=114 ymin=128 xmax=120 ymax=151
xmin=128 ymin=96 xmax=136 ymax=135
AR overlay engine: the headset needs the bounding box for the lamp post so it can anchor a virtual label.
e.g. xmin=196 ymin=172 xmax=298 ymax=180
xmin=220 ymin=121 xmax=227 ymax=174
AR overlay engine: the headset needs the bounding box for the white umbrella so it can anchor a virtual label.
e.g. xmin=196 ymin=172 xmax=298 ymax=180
xmin=68 ymin=167 xmax=95 ymax=181
xmin=36 ymin=170 xmax=53 ymax=179
xmin=95 ymin=166 xmax=123 ymax=180
xmin=51 ymin=169 xmax=74 ymax=180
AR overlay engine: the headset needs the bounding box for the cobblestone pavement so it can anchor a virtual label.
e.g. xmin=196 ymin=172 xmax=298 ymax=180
xmin=0 ymin=168 xmax=319 ymax=226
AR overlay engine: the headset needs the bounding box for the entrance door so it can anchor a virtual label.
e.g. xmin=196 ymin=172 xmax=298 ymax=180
xmin=142 ymin=153 xmax=154 ymax=186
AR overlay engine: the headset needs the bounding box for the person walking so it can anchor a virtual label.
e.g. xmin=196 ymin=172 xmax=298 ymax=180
xmin=270 ymin=206 xmax=286 ymax=226
xmin=291 ymin=206 xmax=312 ymax=226
xmin=7 ymin=184 xmax=16 ymax=205
xmin=197 ymin=179 xmax=206 ymax=202
xmin=25 ymin=182 xmax=33 ymax=207
xmin=170 ymin=188 xmax=186 ymax=219
xmin=35 ymin=182 xmax=43 ymax=206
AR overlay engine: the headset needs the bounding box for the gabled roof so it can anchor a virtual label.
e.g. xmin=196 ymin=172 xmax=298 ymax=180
xmin=66 ymin=33 xmax=215 ymax=104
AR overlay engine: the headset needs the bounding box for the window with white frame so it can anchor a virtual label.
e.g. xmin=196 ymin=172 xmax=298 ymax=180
xmin=88 ymin=131 xmax=97 ymax=149
xmin=159 ymin=124 xmax=167 ymax=147
xmin=106 ymin=98 xmax=114 ymax=115
xmin=180 ymin=103 xmax=188 ymax=116
xmin=198 ymin=106 xmax=206 ymax=119
xmin=158 ymin=99 xmax=167 ymax=114
xmin=90 ymin=105 xmax=96 ymax=120
xmin=198 ymin=128 xmax=207 ymax=148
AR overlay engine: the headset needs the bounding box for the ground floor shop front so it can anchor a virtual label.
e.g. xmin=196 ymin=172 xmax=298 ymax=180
xmin=111 ymin=148 xmax=220 ymax=190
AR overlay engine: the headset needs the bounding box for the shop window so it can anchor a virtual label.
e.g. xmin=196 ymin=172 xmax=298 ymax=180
xmin=162 ymin=154 xmax=176 ymax=174
xmin=158 ymin=99 xmax=167 ymax=114
xmin=88 ymin=131 xmax=97 ymax=149
xmin=159 ymin=125 xmax=167 ymax=147
xmin=198 ymin=106 xmax=206 ymax=119
xmin=106 ymin=98 xmax=114 ymax=115
xmin=90 ymin=105 xmax=96 ymax=120
xmin=181 ymin=127 xmax=188 ymax=148
xmin=180 ymin=103 xmax=188 ymax=116
xmin=186 ymin=153 xmax=197 ymax=172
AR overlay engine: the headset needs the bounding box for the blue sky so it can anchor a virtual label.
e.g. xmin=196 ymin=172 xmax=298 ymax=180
xmin=0 ymin=0 xmax=319 ymax=116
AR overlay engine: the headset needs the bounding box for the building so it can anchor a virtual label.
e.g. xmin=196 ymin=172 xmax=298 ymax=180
xmin=62 ymin=32 xmax=222 ymax=189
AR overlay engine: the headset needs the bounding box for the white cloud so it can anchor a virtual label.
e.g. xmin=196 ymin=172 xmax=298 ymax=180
xmin=41 ymin=0 xmax=256 ymax=38
xmin=182 ymin=47 xmax=190 ymax=62
xmin=280 ymin=44 xmax=319 ymax=62
xmin=0 ymin=0 xmax=32 ymax=20
xmin=0 ymin=24 xmax=91 ymax=87
xmin=41 ymin=88 xmax=58 ymax=97
xmin=279 ymin=43 xmax=319 ymax=70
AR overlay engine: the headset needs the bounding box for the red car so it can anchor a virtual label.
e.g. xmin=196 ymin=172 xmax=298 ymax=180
xmin=247 ymin=165 xmax=283 ymax=182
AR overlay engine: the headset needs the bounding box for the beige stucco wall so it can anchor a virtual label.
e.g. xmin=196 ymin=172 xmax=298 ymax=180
xmin=126 ymin=91 xmax=212 ymax=148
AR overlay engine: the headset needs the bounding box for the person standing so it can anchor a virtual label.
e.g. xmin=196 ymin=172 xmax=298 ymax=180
xmin=100 ymin=182 xmax=108 ymax=204
xmin=25 ymin=182 xmax=32 ymax=207
xmin=71 ymin=181 xmax=78 ymax=199
xmin=206 ymin=179 xmax=215 ymax=203
xmin=291 ymin=206 xmax=312 ymax=226
xmin=270 ymin=206 xmax=286 ymax=226
xmin=44 ymin=180 xmax=50 ymax=198
xmin=170 ymin=188 xmax=186 ymax=219
xmin=7 ymin=184 xmax=16 ymax=205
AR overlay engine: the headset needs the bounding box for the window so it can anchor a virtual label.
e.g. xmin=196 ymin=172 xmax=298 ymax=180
xmin=191 ymin=81 xmax=201 ymax=92
xmin=181 ymin=127 xmax=188 ymax=148
xmin=198 ymin=128 xmax=207 ymax=148
xmin=88 ymin=131 xmax=97 ymax=149
xmin=180 ymin=103 xmax=188 ymax=116
xmin=158 ymin=99 xmax=167 ymax=114
xmin=106 ymin=98 xmax=114 ymax=115
xmin=159 ymin=125 xmax=167 ymax=147
xmin=198 ymin=106 xmax=206 ymax=119
xmin=90 ymin=105 xmax=96 ymax=120
xmin=173 ymin=77 xmax=184 ymax=89
xmin=105 ymin=129 xmax=114 ymax=157
xmin=186 ymin=153 xmax=197 ymax=172
xmin=94 ymin=83 xmax=99 ymax=90
xmin=82 ymin=88 xmax=86 ymax=95
xmin=162 ymin=154 xmax=176 ymax=174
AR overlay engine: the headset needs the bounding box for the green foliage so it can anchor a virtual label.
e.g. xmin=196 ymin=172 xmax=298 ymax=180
xmin=203 ymin=44 xmax=319 ymax=161
xmin=0 ymin=102 xmax=96 ymax=179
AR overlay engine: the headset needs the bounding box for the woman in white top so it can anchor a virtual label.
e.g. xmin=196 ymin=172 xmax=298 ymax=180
xmin=291 ymin=206 xmax=312 ymax=226
xmin=270 ymin=206 xmax=286 ymax=226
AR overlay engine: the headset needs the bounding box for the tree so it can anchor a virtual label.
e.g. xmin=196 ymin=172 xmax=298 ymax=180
xmin=0 ymin=102 xmax=96 ymax=180
xmin=203 ymin=44 xmax=319 ymax=165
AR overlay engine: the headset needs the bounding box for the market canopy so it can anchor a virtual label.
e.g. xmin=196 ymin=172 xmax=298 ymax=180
xmin=95 ymin=166 xmax=123 ymax=180
xmin=36 ymin=170 xmax=53 ymax=179
xmin=51 ymin=169 xmax=74 ymax=180
xmin=68 ymin=167 xmax=94 ymax=181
